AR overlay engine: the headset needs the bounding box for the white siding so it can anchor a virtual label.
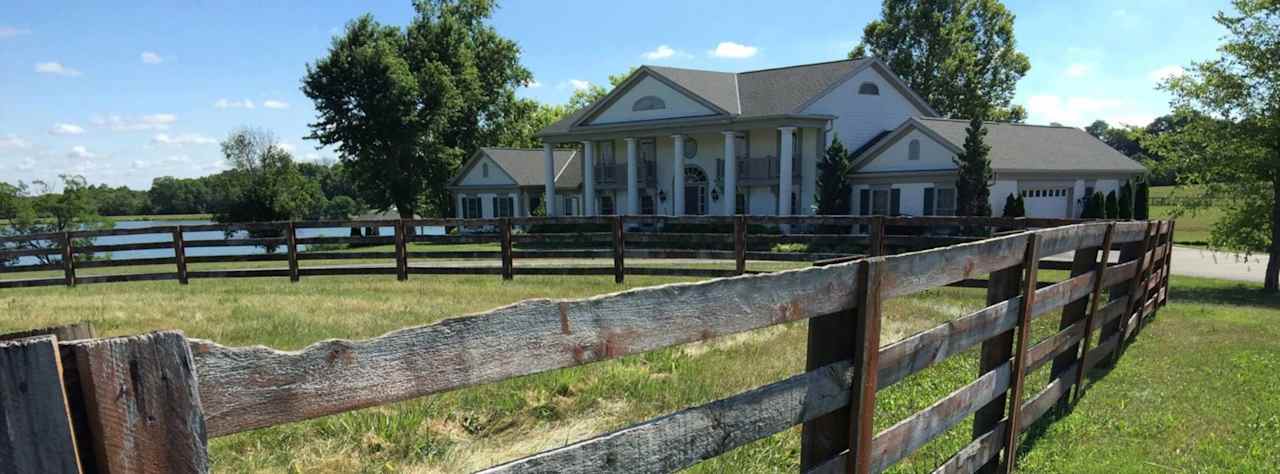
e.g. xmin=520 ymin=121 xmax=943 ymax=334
xmin=587 ymin=75 xmax=717 ymax=125
xmin=860 ymin=129 xmax=957 ymax=173
xmin=991 ymin=180 xmax=1019 ymax=216
xmin=457 ymin=156 xmax=517 ymax=187
xmin=803 ymin=67 xmax=930 ymax=152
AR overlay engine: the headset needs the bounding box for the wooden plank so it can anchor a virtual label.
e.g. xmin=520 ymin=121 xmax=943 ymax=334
xmin=734 ymin=215 xmax=747 ymax=275
xmin=513 ymin=267 xmax=617 ymax=276
xmin=0 ymin=261 xmax=63 ymax=273
xmin=1002 ymin=233 xmax=1041 ymax=473
xmin=74 ymin=257 xmax=176 ymax=269
xmin=0 ymin=322 xmax=95 ymax=342
xmin=624 ymin=267 xmax=738 ymax=278
xmin=296 ymin=267 xmax=400 ymax=277
xmin=1048 ymin=231 xmax=1102 ymax=412
xmin=73 ymin=226 xmax=178 ymax=238
xmin=801 ymin=262 xmax=859 ymax=470
xmin=1072 ymin=225 xmax=1113 ymax=402
xmin=76 ymin=273 xmax=180 ymax=285
xmin=286 ymin=222 xmax=298 ymax=283
xmin=414 ymin=235 xmax=503 ymax=244
xmin=296 ymin=251 xmax=399 ymax=260
xmin=1119 ymin=223 xmax=1157 ymax=347
xmin=0 ymin=277 xmax=67 ymax=289
xmin=612 ymin=216 xmax=625 ymax=284
xmin=293 ymin=236 xmax=396 ymax=246
xmin=0 ymin=246 xmax=60 ymax=259
xmin=408 ymin=250 xmax=505 ymax=259
xmin=293 ymin=219 xmax=399 ymax=229
xmin=499 ymin=218 xmax=513 ymax=281
xmin=182 ymin=237 xmax=286 ymax=248
xmin=184 ymin=254 xmax=289 ymax=264
xmin=971 ymin=261 xmax=1020 ymax=474
xmin=190 ymin=258 xmax=865 ymax=437
xmin=483 ymin=360 xmax=855 ymax=474
xmin=187 ymin=269 xmax=291 ymax=279
xmin=0 ymin=230 xmax=67 ymax=243
xmin=181 ymin=222 xmax=283 ymax=232
xmin=173 ymin=226 xmax=188 ymax=285
xmin=513 ymin=249 xmax=609 ymax=259
xmin=70 ymin=331 xmax=208 ymax=473
xmin=0 ymin=335 xmax=83 ymax=474
xmin=870 ymin=362 xmax=1012 ymax=473
xmin=847 ymin=259 xmax=883 ymax=474
xmin=74 ymin=241 xmax=176 ymax=253
xmin=61 ymin=232 xmax=76 ymax=287
xmin=1025 ymin=320 xmax=1085 ymax=374
xmin=1033 ymin=223 xmax=1108 ymax=257
xmin=880 ymin=232 xmax=1027 ymax=299
xmin=408 ymin=266 xmax=506 ymax=275
xmin=1161 ymin=221 xmax=1175 ymax=307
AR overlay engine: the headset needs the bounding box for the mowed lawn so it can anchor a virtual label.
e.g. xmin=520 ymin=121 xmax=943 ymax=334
xmin=1150 ymin=185 xmax=1219 ymax=247
xmin=0 ymin=270 xmax=1276 ymax=472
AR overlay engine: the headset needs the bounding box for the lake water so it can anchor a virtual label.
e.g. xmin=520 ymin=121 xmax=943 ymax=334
xmin=7 ymin=220 xmax=445 ymax=266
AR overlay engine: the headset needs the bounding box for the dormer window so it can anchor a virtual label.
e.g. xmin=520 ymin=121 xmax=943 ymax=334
xmin=858 ymin=82 xmax=880 ymax=95
xmin=481 ymin=162 xmax=489 ymax=177
xmin=633 ymin=96 xmax=666 ymax=111
xmin=908 ymin=139 xmax=920 ymax=160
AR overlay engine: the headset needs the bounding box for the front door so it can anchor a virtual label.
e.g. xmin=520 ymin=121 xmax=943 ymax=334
xmin=684 ymin=166 xmax=707 ymax=215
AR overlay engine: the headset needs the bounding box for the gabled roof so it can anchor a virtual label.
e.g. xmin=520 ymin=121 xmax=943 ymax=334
xmin=538 ymin=58 xmax=935 ymax=138
xmin=450 ymin=147 xmax=581 ymax=188
xmin=854 ymin=117 xmax=1148 ymax=175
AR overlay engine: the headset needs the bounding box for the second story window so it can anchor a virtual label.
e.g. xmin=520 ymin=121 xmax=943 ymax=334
xmin=908 ymin=139 xmax=921 ymax=160
xmin=481 ymin=162 xmax=489 ymax=178
xmin=633 ymin=95 xmax=666 ymax=111
xmin=858 ymin=82 xmax=880 ymax=95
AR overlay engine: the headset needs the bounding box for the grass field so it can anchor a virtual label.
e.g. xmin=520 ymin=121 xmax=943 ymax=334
xmin=1150 ymin=185 xmax=1217 ymax=247
xmin=0 ymin=269 xmax=1276 ymax=472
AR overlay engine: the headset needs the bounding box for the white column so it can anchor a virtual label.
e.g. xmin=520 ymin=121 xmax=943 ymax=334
xmin=721 ymin=131 xmax=737 ymax=215
xmin=799 ymin=128 xmax=817 ymax=215
xmin=672 ymin=134 xmax=685 ymax=216
xmin=543 ymin=143 xmax=557 ymax=216
xmin=778 ymin=126 xmax=795 ymax=216
xmin=625 ymin=137 xmax=639 ymax=215
xmin=581 ymin=141 xmax=596 ymax=216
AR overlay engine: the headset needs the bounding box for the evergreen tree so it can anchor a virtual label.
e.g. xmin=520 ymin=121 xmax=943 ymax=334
xmin=954 ymin=117 xmax=993 ymax=217
xmin=1105 ymin=191 xmax=1120 ymax=218
xmin=1002 ymin=193 xmax=1020 ymax=217
xmin=1083 ymin=192 xmax=1106 ymax=218
xmin=1118 ymin=180 xmax=1134 ymax=219
xmin=816 ymin=135 xmax=854 ymax=215
xmin=1135 ymin=179 xmax=1150 ymax=220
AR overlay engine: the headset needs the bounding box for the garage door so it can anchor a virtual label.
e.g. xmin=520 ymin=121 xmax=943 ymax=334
xmin=1020 ymin=187 xmax=1071 ymax=218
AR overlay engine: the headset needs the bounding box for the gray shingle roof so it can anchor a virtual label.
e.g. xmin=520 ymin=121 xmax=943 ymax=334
xmin=914 ymin=118 xmax=1148 ymax=174
xmin=539 ymin=58 xmax=878 ymax=136
xmin=461 ymin=147 xmax=580 ymax=188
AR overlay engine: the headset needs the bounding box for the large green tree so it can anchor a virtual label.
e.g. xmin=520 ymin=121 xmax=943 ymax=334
xmin=302 ymin=0 xmax=531 ymax=218
xmin=849 ymin=0 xmax=1030 ymax=121
xmin=211 ymin=128 xmax=324 ymax=234
xmin=1148 ymin=0 xmax=1280 ymax=291
xmin=2 ymin=176 xmax=110 ymax=265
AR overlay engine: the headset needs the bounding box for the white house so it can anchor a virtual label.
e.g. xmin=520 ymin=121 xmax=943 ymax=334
xmin=447 ymin=147 xmax=582 ymax=217
xmin=449 ymin=58 xmax=1145 ymax=219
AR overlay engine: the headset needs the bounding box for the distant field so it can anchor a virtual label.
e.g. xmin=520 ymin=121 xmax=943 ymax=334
xmin=1150 ymin=185 xmax=1216 ymax=246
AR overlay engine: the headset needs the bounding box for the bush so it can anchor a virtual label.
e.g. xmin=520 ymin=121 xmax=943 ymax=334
xmin=1135 ymin=180 xmax=1150 ymax=220
xmin=771 ymin=243 xmax=808 ymax=253
xmin=1118 ymin=181 xmax=1134 ymax=219
xmin=1002 ymin=193 xmax=1025 ymax=217
xmin=1105 ymin=191 xmax=1119 ymax=218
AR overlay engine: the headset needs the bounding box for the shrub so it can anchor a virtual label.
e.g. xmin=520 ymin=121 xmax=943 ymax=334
xmin=771 ymin=243 xmax=809 ymax=253
xmin=1105 ymin=191 xmax=1119 ymax=218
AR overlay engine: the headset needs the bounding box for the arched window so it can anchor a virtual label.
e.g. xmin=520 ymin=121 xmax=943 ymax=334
xmin=858 ymin=82 xmax=880 ymax=95
xmin=633 ymin=95 xmax=666 ymax=111
xmin=908 ymin=139 xmax=920 ymax=160
xmin=481 ymin=162 xmax=489 ymax=178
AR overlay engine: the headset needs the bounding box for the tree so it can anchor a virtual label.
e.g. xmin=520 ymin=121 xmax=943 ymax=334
xmin=302 ymin=0 xmax=532 ymax=219
xmin=1105 ymin=190 xmax=1119 ymax=218
xmin=1002 ymin=193 xmax=1025 ymax=217
xmin=849 ymin=0 xmax=1031 ymax=120
xmin=1148 ymin=0 xmax=1280 ymax=291
xmin=3 ymin=176 xmax=111 ymax=265
xmin=816 ymin=135 xmax=854 ymax=216
xmin=148 ymin=177 xmax=210 ymax=214
xmin=954 ymin=117 xmax=993 ymax=217
xmin=211 ymin=128 xmax=324 ymax=251
xmin=1135 ymin=179 xmax=1150 ymax=220
xmin=1082 ymin=191 xmax=1106 ymax=218
xmin=1118 ymin=181 xmax=1134 ymax=219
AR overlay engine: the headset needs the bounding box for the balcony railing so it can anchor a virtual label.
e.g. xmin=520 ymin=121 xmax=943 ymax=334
xmin=716 ymin=155 xmax=802 ymax=183
xmin=594 ymin=161 xmax=657 ymax=187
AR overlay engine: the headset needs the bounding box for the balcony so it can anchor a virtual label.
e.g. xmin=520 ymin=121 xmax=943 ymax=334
xmin=594 ymin=161 xmax=657 ymax=187
xmin=716 ymin=156 xmax=802 ymax=185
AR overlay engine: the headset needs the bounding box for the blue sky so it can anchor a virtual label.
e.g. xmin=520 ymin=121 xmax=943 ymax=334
xmin=0 ymin=0 xmax=1232 ymax=190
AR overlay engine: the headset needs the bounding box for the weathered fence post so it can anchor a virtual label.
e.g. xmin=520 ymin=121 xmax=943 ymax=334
xmin=1099 ymin=225 xmax=1142 ymax=368
xmin=1124 ymin=223 xmax=1157 ymax=341
xmin=972 ymin=253 xmax=1023 ymax=473
xmin=1001 ymin=232 xmax=1041 ymax=473
xmin=869 ymin=216 xmax=885 ymax=257
xmin=0 ymin=335 xmax=83 ymax=473
xmin=801 ymin=261 xmax=857 ymax=469
xmin=395 ymin=220 xmax=409 ymax=282
xmin=68 ymin=331 xmax=209 ymax=473
xmin=286 ymin=221 xmax=300 ymax=283
xmin=847 ymin=258 xmax=883 ymax=474
xmin=734 ymin=215 xmax=747 ymax=275
xmin=612 ymin=216 xmax=625 ymax=284
xmin=500 ymin=218 xmax=513 ymax=281
xmin=1160 ymin=221 xmax=1175 ymax=307
xmin=61 ymin=231 xmax=76 ymax=287
xmin=1073 ymin=223 xmax=1115 ymax=402
xmin=1048 ymin=226 xmax=1102 ymax=412
xmin=173 ymin=226 xmax=188 ymax=285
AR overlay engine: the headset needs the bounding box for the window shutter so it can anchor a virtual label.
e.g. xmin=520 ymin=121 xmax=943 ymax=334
xmin=923 ymin=188 xmax=935 ymax=216
xmin=890 ymin=188 xmax=901 ymax=216
xmin=859 ymin=189 xmax=870 ymax=215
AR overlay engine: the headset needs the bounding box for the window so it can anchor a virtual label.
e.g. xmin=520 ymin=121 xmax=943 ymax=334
xmin=492 ymin=196 xmax=514 ymax=217
xmin=736 ymin=191 xmax=748 ymax=215
xmin=596 ymin=140 xmax=616 ymax=182
xmin=684 ymin=137 xmax=698 ymax=159
xmin=599 ymin=195 xmax=615 ymax=215
xmin=735 ymin=131 xmax=750 ymax=160
xmin=481 ymin=162 xmax=489 ymax=178
xmin=859 ymin=188 xmax=899 ymax=216
xmin=562 ymin=197 xmax=576 ymax=216
xmin=641 ymin=193 xmax=656 ymax=215
xmin=529 ymin=196 xmax=543 ymax=216
xmin=633 ymin=96 xmax=666 ymax=111
xmin=908 ymin=139 xmax=920 ymax=160
xmin=925 ymin=188 xmax=956 ymax=216
xmin=858 ymin=82 xmax=880 ymax=95
xmin=462 ymin=196 xmax=482 ymax=219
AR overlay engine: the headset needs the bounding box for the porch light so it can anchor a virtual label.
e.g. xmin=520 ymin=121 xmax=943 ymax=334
xmin=711 ymin=188 xmax=720 ymax=202
xmin=658 ymin=190 xmax=667 ymax=202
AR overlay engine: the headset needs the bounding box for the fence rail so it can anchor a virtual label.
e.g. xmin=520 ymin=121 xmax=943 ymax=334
xmin=0 ymin=217 xmax=1173 ymax=473
xmin=1 ymin=215 xmax=1092 ymax=289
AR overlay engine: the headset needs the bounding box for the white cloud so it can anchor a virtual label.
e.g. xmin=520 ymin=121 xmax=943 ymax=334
xmin=1148 ymin=65 xmax=1185 ymax=83
xmin=140 ymin=51 xmax=163 ymax=64
xmin=0 ymin=134 xmax=30 ymax=149
xmin=1064 ymin=63 xmax=1092 ymax=78
xmin=152 ymin=133 xmax=215 ymax=146
xmin=16 ymin=157 xmax=36 ymax=171
xmin=303 ymin=152 xmax=322 ymax=161
xmin=567 ymin=79 xmax=592 ymax=91
xmin=0 ymin=26 xmax=31 ymax=39
xmin=214 ymin=98 xmax=255 ymax=109
xmin=262 ymin=100 xmax=289 ymax=109
xmin=35 ymin=61 xmax=81 ymax=77
xmin=709 ymin=41 xmax=758 ymax=59
xmin=642 ymin=45 xmax=689 ymax=61
xmin=1026 ymin=95 xmax=1133 ymax=127
xmin=277 ymin=143 xmax=297 ymax=153
xmin=91 ymin=113 xmax=177 ymax=132
xmin=68 ymin=145 xmax=95 ymax=159
xmin=524 ymin=80 xmax=542 ymax=89
xmin=49 ymin=123 xmax=85 ymax=135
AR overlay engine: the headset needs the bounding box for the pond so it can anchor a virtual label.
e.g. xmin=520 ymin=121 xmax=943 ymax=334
xmin=6 ymin=220 xmax=446 ymax=266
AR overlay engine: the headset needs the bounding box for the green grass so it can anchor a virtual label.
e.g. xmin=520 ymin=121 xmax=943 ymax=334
xmin=0 ymin=271 xmax=1275 ymax=472
xmin=1150 ymin=185 xmax=1217 ymax=247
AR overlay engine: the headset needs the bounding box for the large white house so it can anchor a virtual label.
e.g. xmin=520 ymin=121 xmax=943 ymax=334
xmin=449 ymin=58 xmax=1145 ymax=219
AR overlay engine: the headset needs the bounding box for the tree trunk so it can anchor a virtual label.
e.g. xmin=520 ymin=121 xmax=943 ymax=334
xmin=1267 ymin=175 xmax=1280 ymax=292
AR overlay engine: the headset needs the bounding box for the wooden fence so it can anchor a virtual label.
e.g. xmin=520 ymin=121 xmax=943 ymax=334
xmin=1 ymin=215 xmax=1087 ymax=289
xmin=0 ymin=218 xmax=1174 ymax=473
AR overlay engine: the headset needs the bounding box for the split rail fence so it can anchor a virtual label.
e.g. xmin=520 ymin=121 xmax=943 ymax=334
xmin=0 ymin=217 xmax=1174 ymax=473
xmin=2 ymin=215 xmax=1090 ymax=289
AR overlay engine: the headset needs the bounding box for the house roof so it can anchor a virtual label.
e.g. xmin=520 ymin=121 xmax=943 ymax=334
xmin=538 ymin=58 xmax=934 ymax=138
xmin=854 ymin=117 xmax=1147 ymax=175
xmin=450 ymin=147 xmax=581 ymax=188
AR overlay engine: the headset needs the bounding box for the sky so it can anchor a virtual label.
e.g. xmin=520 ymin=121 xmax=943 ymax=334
xmin=0 ymin=0 xmax=1234 ymax=190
